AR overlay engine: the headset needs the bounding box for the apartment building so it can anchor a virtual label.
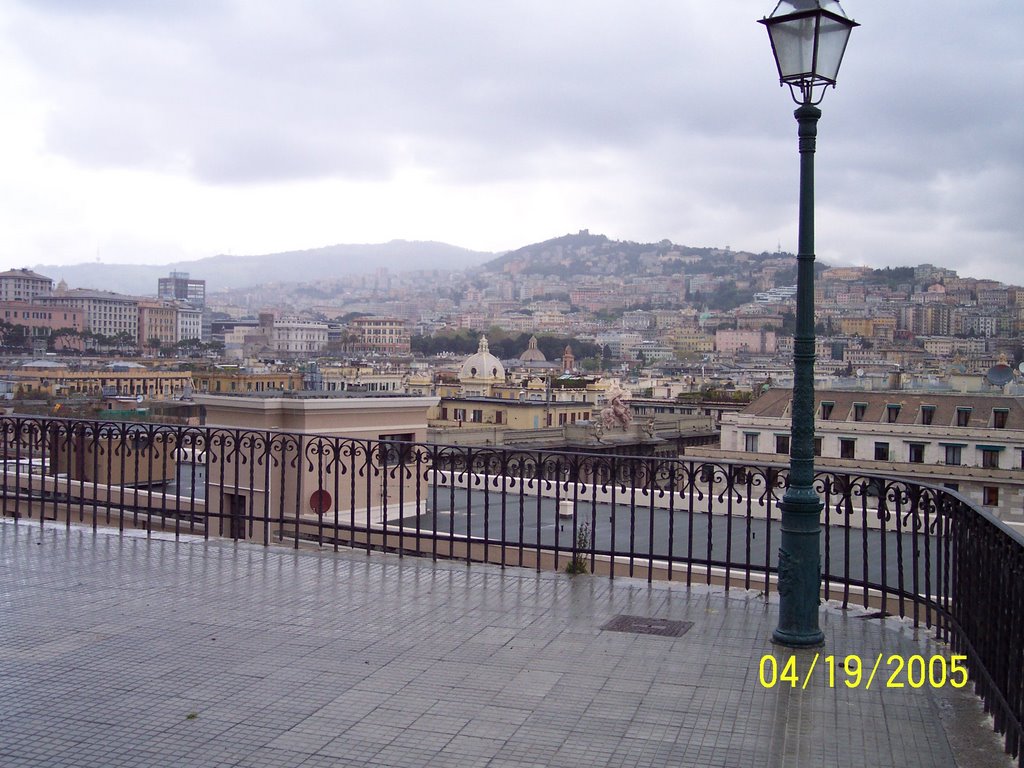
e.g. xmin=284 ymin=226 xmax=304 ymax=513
xmin=274 ymin=321 xmax=328 ymax=356
xmin=715 ymin=328 xmax=777 ymax=355
xmin=0 ymin=301 xmax=84 ymax=348
xmin=351 ymin=316 xmax=411 ymax=355
xmin=0 ymin=268 xmax=53 ymax=303
xmin=137 ymin=300 xmax=178 ymax=348
xmin=177 ymin=306 xmax=203 ymax=343
xmin=719 ymin=389 xmax=1024 ymax=520
xmin=36 ymin=289 xmax=139 ymax=339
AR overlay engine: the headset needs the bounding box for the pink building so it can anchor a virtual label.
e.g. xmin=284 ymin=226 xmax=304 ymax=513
xmin=714 ymin=328 xmax=777 ymax=355
xmin=0 ymin=301 xmax=85 ymax=350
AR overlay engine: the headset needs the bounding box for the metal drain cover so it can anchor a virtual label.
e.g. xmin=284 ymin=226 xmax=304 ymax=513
xmin=601 ymin=615 xmax=693 ymax=638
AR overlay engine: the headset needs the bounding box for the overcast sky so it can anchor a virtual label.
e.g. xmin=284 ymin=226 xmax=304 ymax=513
xmin=0 ymin=1 xmax=1021 ymax=283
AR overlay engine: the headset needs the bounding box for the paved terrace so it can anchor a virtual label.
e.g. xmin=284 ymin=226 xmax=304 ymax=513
xmin=0 ymin=519 xmax=1011 ymax=768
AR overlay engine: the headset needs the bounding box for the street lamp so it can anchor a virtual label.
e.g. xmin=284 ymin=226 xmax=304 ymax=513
xmin=759 ymin=0 xmax=858 ymax=648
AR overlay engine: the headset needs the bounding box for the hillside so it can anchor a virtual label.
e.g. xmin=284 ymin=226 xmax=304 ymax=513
xmin=480 ymin=230 xmax=752 ymax=278
xmin=33 ymin=240 xmax=495 ymax=295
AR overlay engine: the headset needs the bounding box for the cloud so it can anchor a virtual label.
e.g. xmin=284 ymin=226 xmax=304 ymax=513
xmin=0 ymin=0 xmax=1021 ymax=284
xmin=8 ymin=1 xmax=768 ymax=184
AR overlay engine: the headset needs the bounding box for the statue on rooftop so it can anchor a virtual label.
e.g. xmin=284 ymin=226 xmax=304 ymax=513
xmin=600 ymin=385 xmax=632 ymax=431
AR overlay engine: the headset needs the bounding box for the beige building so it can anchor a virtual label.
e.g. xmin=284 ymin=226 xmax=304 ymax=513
xmin=195 ymin=393 xmax=438 ymax=540
xmin=2 ymin=361 xmax=193 ymax=399
xmin=432 ymin=395 xmax=595 ymax=431
xmin=137 ymin=300 xmax=178 ymax=348
xmin=0 ymin=268 xmax=52 ymax=303
xmin=192 ymin=369 xmax=301 ymax=395
xmin=351 ymin=316 xmax=411 ymax=356
xmin=317 ymin=365 xmax=405 ymax=393
xmin=719 ymin=389 xmax=1024 ymax=520
xmin=270 ymin=318 xmax=329 ymax=357
xmin=429 ymin=335 xmax=619 ymax=434
xmin=921 ymin=336 xmax=987 ymax=358
xmin=835 ymin=315 xmax=898 ymax=341
xmin=668 ymin=327 xmax=715 ymax=356
xmin=36 ymin=289 xmax=139 ymax=340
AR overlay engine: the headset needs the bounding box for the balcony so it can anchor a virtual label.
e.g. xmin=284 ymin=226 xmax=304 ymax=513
xmin=1 ymin=414 xmax=1021 ymax=766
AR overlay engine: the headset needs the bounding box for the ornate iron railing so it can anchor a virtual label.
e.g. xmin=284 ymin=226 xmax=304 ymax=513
xmin=1 ymin=414 xmax=1021 ymax=763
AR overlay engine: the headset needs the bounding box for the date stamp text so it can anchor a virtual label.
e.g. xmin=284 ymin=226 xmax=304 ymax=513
xmin=758 ymin=653 xmax=968 ymax=690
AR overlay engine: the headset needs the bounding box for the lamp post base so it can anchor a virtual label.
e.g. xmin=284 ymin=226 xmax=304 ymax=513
xmin=772 ymin=487 xmax=824 ymax=648
xmin=772 ymin=627 xmax=825 ymax=648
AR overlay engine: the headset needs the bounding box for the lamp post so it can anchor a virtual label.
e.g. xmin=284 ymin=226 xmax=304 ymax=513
xmin=759 ymin=1 xmax=858 ymax=647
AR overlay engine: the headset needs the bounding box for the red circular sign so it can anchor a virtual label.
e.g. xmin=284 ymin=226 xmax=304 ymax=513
xmin=309 ymin=490 xmax=332 ymax=514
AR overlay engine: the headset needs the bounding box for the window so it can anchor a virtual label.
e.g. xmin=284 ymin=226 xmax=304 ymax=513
xmin=908 ymin=444 xmax=925 ymax=464
xmin=874 ymin=442 xmax=890 ymax=461
xmin=453 ymin=408 xmax=466 ymax=421
xmin=983 ymin=487 xmax=999 ymax=507
xmin=944 ymin=445 xmax=962 ymax=466
xmin=886 ymin=405 xmax=901 ymax=423
xmin=814 ymin=438 xmax=822 ymax=457
xmin=853 ymin=403 xmax=866 ymax=422
xmin=377 ymin=433 xmax=416 ymax=465
xmin=775 ymin=435 xmax=790 ymax=455
xmin=820 ymin=402 xmax=834 ymax=420
xmin=130 ymin=434 xmax=152 ymax=452
xmin=920 ymin=406 xmax=935 ymax=426
xmin=840 ymin=439 xmax=856 ymax=459
xmin=993 ymin=409 xmax=1009 ymax=429
xmin=981 ymin=449 xmax=1000 ymax=469
xmin=744 ymin=433 xmax=759 ymax=453
xmin=471 ymin=409 xmax=483 ymax=423
xmin=943 ymin=483 xmax=959 ymax=492
xmin=956 ymin=407 xmax=972 ymax=427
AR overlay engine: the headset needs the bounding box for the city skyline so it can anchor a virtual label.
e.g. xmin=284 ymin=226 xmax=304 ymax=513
xmin=0 ymin=2 xmax=1021 ymax=283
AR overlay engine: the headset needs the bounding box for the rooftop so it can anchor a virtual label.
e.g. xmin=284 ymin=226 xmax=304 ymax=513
xmin=0 ymin=268 xmax=51 ymax=280
xmin=1 ymin=519 xmax=1011 ymax=768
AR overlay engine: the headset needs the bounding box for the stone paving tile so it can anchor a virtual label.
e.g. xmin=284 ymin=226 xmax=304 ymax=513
xmin=0 ymin=518 xmax=1015 ymax=768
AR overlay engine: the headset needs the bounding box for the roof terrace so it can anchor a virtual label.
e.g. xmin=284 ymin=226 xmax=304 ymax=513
xmin=1 ymin=520 xmax=1011 ymax=768
xmin=1 ymin=414 xmax=1021 ymax=766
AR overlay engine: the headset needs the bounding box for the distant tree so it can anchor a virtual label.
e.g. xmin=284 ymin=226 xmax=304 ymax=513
xmin=551 ymin=377 xmax=591 ymax=389
xmin=705 ymin=281 xmax=754 ymax=311
xmin=110 ymin=331 xmax=137 ymax=354
xmin=176 ymin=337 xmax=204 ymax=355
xmin=336 ymin=311 xmax=370 ymax=323
xmin=48 ymin=327 xmax=81 ymax=352
xmin=0 ymin=320 xmax=29 ymax=349
xmin=865 ymin=266 xmax=915 ymax=288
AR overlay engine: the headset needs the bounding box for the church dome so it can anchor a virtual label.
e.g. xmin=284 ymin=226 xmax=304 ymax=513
xmin=459 ymin=335 xmax=505 ymax=382
xmin=518 ymin=335 xmax=547 ymax=363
